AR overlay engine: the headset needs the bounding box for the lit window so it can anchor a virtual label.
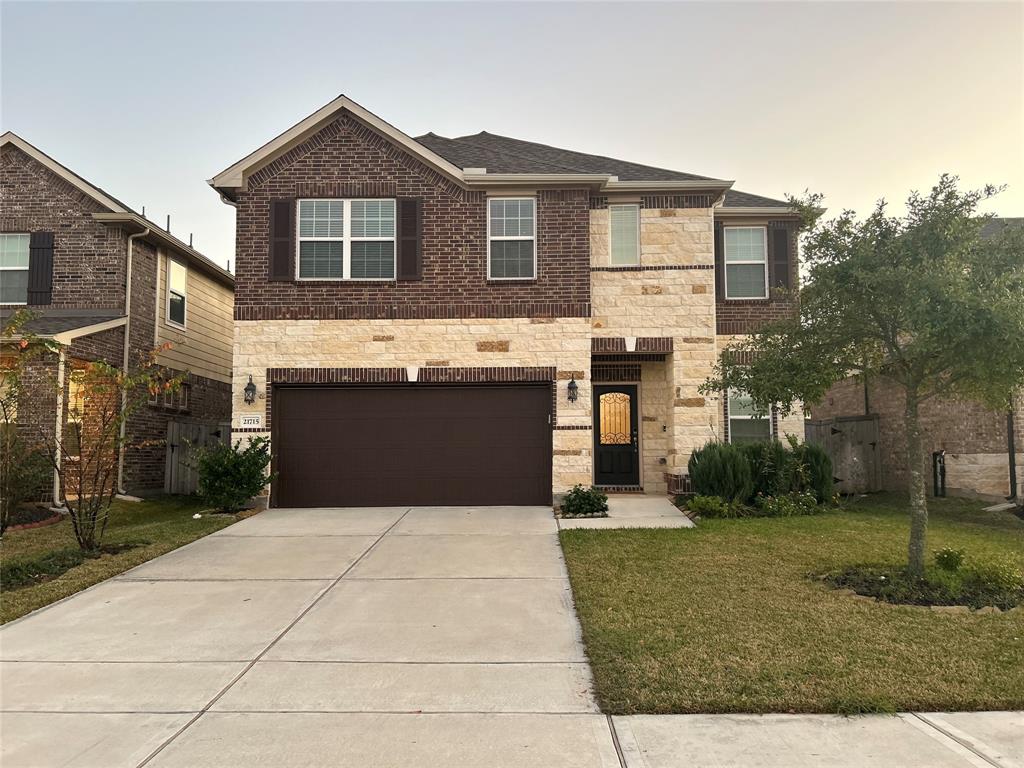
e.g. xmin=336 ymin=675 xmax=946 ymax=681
xmin=0 ymin=234 xmax=30 ymax=305
xmin=609 ymin=204 xmax=640 ymax=265
xmin=728 ymin=389 xmax=772 ymax=444
xmin=488 ymin=198 xmax=536 ymax=279
xmin=65 ymin=376 xmax=86 ymax=458
xmin=297 ymin=199 xmax=395 ymax=280
xmin=168 ymin=259 xmax=187 ymax=327
xmin=724 ymin=226 xmax=768 ymax=299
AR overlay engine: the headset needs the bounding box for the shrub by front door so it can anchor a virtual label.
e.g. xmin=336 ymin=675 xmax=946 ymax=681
xmin=594 ymin=385 xmax=640 ymax=486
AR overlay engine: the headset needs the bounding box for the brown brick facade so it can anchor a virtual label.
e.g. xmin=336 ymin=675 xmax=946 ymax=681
xmin=233 ymin=112 xmax=591 ymax=321
xmin=715 ymin=222 xmax=799 ymax=334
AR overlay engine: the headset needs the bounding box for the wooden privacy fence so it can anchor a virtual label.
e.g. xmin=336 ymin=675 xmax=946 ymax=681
xmin=164 ymin=420 xmax=231 ymax=495
xmin=805 ymin=415 xmax=882 ymax=494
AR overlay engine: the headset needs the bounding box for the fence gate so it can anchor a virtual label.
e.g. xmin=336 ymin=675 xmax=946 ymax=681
xmin=805 ymin=415 xmax=882 ymax=494
xmin=165 ymin=420 xmax=231 ymax=495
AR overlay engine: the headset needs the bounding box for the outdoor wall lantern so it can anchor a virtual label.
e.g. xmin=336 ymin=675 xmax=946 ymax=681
xmin=243 ymin=375 xmax=258 ymax=405
xmin=567 ymin=376 xmax=579 ymax=403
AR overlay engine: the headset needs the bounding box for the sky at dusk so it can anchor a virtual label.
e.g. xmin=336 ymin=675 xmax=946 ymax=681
xmin=2 ymin=1 xmax=1021 ymax=269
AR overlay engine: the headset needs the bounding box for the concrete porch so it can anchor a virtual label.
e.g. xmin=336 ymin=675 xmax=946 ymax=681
xmin=558 ymin=494 xmax=694 ymax=530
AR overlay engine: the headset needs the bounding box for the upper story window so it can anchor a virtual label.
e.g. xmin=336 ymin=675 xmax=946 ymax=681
xmin=167 ymin=258 xmax=187 ymax=328
xmin=609 ymin=204 xmax=640 ymax=265
xmin=724 ymin=226 xmax=768 ymax=300
xmin=297 ymin=199 xmax=396 ymax=280
xmin=488 ymin=197 xmax=536 ymax=280
xmin=0 ymin=234 xmax=30 ymax=305
xmin=727 ymin=388 xmax=772 ymax=444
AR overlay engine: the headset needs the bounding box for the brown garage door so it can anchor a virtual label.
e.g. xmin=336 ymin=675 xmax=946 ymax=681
xmin=273 ymin=385 xmax=552 ymax=507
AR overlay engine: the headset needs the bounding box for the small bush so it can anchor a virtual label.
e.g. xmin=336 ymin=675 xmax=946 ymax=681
xmin=934 ymin=547 xmax=966 ymax=572
xmin=789 ymin=438 xmax=834 ymax=503
xmin=753 ymin=491 xmax=821 ymax=517
xmin=741 ymin=440 xmax=793 ymax=498
xmin=561 ymin=485 xmax=608 ymax=517
xmin=193 ymin=437 xmax=273 ymax=513
xmin=688 ymin=442 xmax=753 ymax=503
xmin=962 ymin=557 xmax=1024 ymax=593
xmin=686 ymin=494 xmax=746 ymax=519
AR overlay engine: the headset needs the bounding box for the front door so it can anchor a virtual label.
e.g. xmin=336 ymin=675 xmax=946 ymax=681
xmin=593 ymin=385 xmax=640 ymax=486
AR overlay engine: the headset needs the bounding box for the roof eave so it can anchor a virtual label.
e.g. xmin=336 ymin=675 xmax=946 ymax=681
xmin=716 ymin=206 xmax=800 ymax=217
xmin=91 ymin=213 xmax=234 ymax=288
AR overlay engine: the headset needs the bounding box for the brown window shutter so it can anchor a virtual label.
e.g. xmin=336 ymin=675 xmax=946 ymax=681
xmin=397 ymin=198 xmax=423 ymax=280
xmin=27 ymin=231 xmax=54 ymax=305
xmin=268 ymin=199 xmax=295 ymax=281
xmin=770 ymin=225 xmax=791 ymax=290
xmin=714 ymin=222 xmax=724 ymax=299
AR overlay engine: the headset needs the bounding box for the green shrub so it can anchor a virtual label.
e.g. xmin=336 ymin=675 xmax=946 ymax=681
xmin=741 ymin=440 xmax=793 ymax=498
xmin=561 ymin=485 xmax=608 ymax=517
xmin=934 ymin=547 xmax=966 ymax=572
xmin=686 ymin=494 xmax=739 ymax=518
xmin=789 ymin=438 xmax=834 ymax=502
xmin=962 ymin=557 xmax=1024 ymax=593
xmin=688 ymin=442 xmax=753 ymax=503
xmin=753 ymin=491 xmax=820 ymax=517
xmin=193 ymin=437 xmax=273 ymax=513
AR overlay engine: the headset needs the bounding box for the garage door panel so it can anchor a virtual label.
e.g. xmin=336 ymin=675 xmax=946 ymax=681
xmin=273 ymin=386 xmax=552 ymax=507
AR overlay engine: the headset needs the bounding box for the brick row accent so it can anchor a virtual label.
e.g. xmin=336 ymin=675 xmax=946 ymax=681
xmin=591 ymin=353 xmax=667 ymax=362
xmin=417 ymin=366 xmax=555 ymax=383
xmin=590 ymin=264 xmax=714 ymax=273
xmin=293 ymin=181 xmax=397 ymax=198
xmin=554 ymin=424 xmax=592 ymax=430
xmin=596 ymin=485 xmax=645 ymax=493
xmin=235 ymin=302 xmax=592 ymax=321
xmin=592 ymin=363 xmax=641 ymax=382
xmin=588 ymin=195 xmax=714 ymax=210
xmin=591 ymin=337 xmax=673 ymax=353
xmin=269 ymin=367 xmax=409 ymax=384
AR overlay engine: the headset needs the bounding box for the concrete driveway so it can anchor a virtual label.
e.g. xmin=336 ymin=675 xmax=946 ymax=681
xmin=3 ymin=506 xmax=1022 ymax=767
xmin=0 ymin=506 xmax=620 ymax=767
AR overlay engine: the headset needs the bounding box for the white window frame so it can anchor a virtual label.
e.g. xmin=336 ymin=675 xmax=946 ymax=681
xmin=295 ymin=198 xmax=396 ymax=282
xmin=487 ymin=196 xmax=537 ymax=281
xmin=726 ymin=388 xmax=773 ymax=444
xmin=166 ymin=257 xmax=187 ymax=330
xmin=0 ymin=232 xmax=30 ymax=306
xmin=723 ymin=225 xmax=769 ymax=301
xmin=608 ymin=203 xmax=640 ymax=266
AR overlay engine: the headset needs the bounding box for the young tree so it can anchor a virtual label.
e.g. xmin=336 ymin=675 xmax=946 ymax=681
xmin=700 ymin=176 xmax=1024 ymax=576
xmin=47 ymin=351 xmax=182 ymax=551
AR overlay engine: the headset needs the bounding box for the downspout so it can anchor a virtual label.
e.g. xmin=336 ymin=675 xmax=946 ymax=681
xmin=117 ymin=227 xmax=149 ymax=494
xmin=1008 ymin=407 xmax=1018 ymax=502
xmin=52 ymin=345 xmax=66 ymax=505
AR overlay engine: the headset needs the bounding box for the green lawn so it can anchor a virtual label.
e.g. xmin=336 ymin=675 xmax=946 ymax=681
xmin=559 ymin=493 xmax=1024 ymax=715
xmin=1 ymin=496 xmax=241 ymax=624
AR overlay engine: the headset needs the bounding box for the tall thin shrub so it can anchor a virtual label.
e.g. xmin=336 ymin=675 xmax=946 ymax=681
xmin=688 ymin=442 xmax=753 ymax=503
xmin=741 ymin=440 xmax=793 ymax=498
xmin=789 ymin=437 xmax=834 ymax=502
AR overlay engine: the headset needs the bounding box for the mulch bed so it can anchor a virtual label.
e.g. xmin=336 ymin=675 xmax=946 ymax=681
xmin=7 ymin=506 xmax=64 ymax=532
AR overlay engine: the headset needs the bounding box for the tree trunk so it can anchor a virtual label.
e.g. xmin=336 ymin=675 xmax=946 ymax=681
xmin=905 ymin=387 xmax=928 ymax=577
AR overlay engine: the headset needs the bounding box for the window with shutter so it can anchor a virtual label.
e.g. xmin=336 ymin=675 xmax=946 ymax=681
xmin=296 ymin=199 xmax=396 ymax=280
xmin=609 ymin=204 xmax=640 ymax=265
xmin=0 ymin=234 xmax=30 ymax=305
xmin=723 ymin=226 xmax=768 ymax=300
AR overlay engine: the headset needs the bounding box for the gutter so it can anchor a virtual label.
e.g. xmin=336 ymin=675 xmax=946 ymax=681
xmin=117 ymin=227 xmax=149 ymax=494
xmin=52 ymin=346 xmax=66 ymax=505
xmin=1009 ymin=406 xmax=1018 ymax=502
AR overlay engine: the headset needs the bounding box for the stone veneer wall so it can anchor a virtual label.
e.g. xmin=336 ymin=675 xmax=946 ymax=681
xmin=233 ymin=317 xmax=593 ymax=494
xmin=590 ymin=207 xmax=719 ymax=481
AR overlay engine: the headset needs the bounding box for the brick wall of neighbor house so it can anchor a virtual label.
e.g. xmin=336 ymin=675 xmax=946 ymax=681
xmin=233 ymin=113 xmax=590 ymax=320
xmin=715 ymin=222 xmax=799 ymax=335
xmin=0 ymin=145 xmax=127 ymax=311
xmin=232 ymin=318 xmax=593 ymax=494
xmin=813 ymin=377 xmax=1024 ymax=499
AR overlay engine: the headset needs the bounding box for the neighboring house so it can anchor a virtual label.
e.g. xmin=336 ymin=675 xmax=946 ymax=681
xmin=210 ymin=95 xmax=804 ymax=508
xmin=812 ymin=218 xmax=1024 ymax=502
xmin=0 ymin=132 xmax=234 ymax=499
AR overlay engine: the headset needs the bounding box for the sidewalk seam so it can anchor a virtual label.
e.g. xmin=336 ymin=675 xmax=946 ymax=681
xmin=910 ymin=713 xmax=1007 ymax=768
xmin=133 ymin=507 xmax=414 ymax=768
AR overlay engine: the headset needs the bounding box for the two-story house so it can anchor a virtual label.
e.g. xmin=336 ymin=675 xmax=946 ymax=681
xmin=0 ymin=132 xmax=234 ymax=500
xmin=211 ymin=96 xmax=804 ymax=508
